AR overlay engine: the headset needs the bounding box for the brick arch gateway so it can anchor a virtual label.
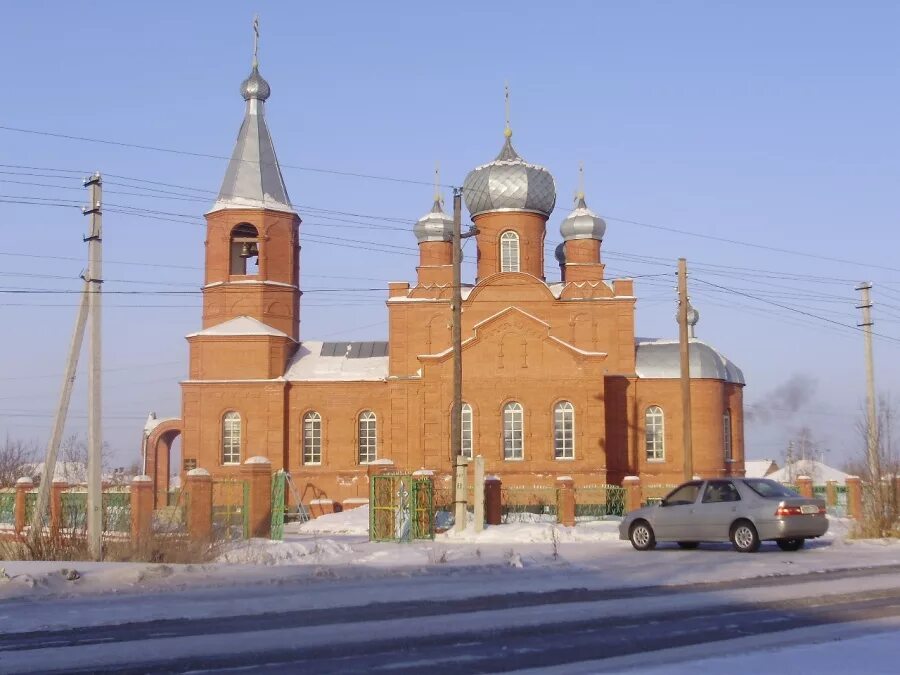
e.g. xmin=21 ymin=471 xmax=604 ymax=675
xmin=144 ymin=419 xmax=183 ymax=509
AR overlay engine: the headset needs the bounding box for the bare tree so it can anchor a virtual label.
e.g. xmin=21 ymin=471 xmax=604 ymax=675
xmin=855 ymin=394 xmax=899 ymax=537
xmin=0 ymin=435 xmax=37 ymax=487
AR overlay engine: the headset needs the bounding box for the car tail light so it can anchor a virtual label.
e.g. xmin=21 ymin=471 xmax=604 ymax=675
xmin=775 ymin=504 xmax=826 ymax=516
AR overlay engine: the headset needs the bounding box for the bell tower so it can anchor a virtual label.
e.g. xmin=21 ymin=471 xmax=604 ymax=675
xmin=201 ymin=22 xmax=301 ymax=342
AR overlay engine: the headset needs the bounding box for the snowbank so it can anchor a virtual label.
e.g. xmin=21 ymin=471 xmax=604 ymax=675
xmin=285 ymin=504 xmax=370 ymax=536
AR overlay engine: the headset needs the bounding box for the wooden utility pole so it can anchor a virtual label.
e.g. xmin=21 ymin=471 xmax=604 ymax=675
xmin=678 ymin=258 xmax=694 ymax=481
xmin=450 ymin=187 xmax=465 ymax=530
xmin=857 ymin=283 xmax=879 ymax=485
xmin=84 ymin=172 xmax=103 ymax=560
xmin=30 ymin=280 xmax=90 ymax=537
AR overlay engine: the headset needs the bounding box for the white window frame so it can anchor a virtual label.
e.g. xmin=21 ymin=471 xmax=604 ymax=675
xmin=461 ymin=403 xmax=473 ymax=459
xmin=500 ymin=231 xmax=520 ymax=273
xmin=503 ymin=402 xmax=524 ymax=460
xmin=723 ymin=409 xmax=733 ymax=462
xmin=222 ymin=411 xmax=242 ymax=465
xmin=302 ymin=411 xmax=322 ymax=465
xmin=358 ymin=411 xmax=377 ymax=464
xmin=554 ymin=401 xmax=575 ymax=460
xmin=645 ymin=406 xmax=665 ymax=462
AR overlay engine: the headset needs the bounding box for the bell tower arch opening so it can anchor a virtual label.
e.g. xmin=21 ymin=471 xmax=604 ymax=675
xmin=229 ymin=223 xmax=260 ymax=275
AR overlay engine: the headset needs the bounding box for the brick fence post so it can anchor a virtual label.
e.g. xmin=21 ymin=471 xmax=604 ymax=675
xmin=825 ymin=480 xmax=838 ymax=508
xmin=243 ymin=456 xmax=273 ymax=539
xmin=185 ymin=468 xmax=213 ymax=543
xmin=50 ymin=478 xmax=67 ymax=536
xmin=796 ymin=475 xmax=813 ymax=499
xmin=623 ymin=476 xmax=641 ymax=513
xmin=846 ymin=476 xmax=862 ymax=520
xmin=484 ymin=475 xmax=502 ymax=526
xmin=14 ymin=477 xmax=33 ymax=534
xmin=130 ymin=475 xmax=154 ymax=545
xmin=556 ymin=476 xmax=575 ymax=527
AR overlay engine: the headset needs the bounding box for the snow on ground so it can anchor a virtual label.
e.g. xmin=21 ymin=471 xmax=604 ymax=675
xmin=1 ymin=510 xmax=898 ymax=605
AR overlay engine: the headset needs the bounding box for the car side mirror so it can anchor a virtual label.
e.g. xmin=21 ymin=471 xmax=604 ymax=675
xmin=658 ymin=500 xmax=668 ymax=507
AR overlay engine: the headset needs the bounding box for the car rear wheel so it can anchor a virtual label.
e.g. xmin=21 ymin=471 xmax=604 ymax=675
xmin=776 ymin=538 xmax=805 ymax=552
xmin=677 ymin=541 xmax=699 ymax=549
xmin=730 ymin=520 xmax=760 ymax=553
xmin=629 ymin=520 xmax=656 ymax=551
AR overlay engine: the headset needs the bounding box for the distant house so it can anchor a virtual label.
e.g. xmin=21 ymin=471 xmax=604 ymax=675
xmin=767 ymin=459 xmax=850 ymax=486
xmin=744 ymin=459 xmax=779 ymax=478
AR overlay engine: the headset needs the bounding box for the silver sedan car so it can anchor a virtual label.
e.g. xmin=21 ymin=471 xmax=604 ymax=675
xmin=619 ymin=478 xmax=828 ymax=552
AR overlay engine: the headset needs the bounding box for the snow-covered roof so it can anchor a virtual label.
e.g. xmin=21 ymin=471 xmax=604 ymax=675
xmin=186 ymin=316 xmax=290 ymax=339
xmin=635 ymin=338 xmax=744 ymax=384
xmin=767 ymin=460 xmax=851 ymax=486
xmin=284 ymin=341 xmax=389 ymax=382
xmin=744 ymin=459 xmax=779 ymax=478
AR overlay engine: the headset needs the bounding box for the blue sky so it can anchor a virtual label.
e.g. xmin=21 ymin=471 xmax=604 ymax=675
xmin=1 ymin=1 xmax=898 ymax=470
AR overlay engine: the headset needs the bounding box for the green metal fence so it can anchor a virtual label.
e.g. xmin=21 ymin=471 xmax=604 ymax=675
xmin=270 ymin=470 xmax=286 ymax=541
xmin=501 ymin=486 xmax=558 ymax=523
xmin=0 ymin=491 xmax=14 ymax=526
xmin=103 ymin=492 xmax=131 ymax=533
xmin=369 ymin=474 xmax=435 ymax=542
xmin=62 ymin=491 xmax=87 ymax=530
xmin=574 ymin=485 xmax=627 ymax=520
xmin=212 ymin=479 xmax=249 ymax=541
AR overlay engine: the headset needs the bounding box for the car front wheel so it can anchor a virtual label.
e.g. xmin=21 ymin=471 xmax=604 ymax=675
xmin=776 ymin=538 xmax=805 ymax=552
xmin=730 ymin=520 xmax=760 ymax=553
xmin=629 ymin=520 xmax=656 ymax=551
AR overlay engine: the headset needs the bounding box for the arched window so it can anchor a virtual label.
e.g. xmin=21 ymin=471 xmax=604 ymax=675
xmin=358 ymin=411 xmax=377 ymax=464
xmin=229 ymin=223 xmax=259 ymax=275
xmin=645 ymin=406 xmax=665 ymax=461
xmin=503 ymin=402 xmax=524 ymax=460
xmin=499 ymin=231 xmax=520 ymax=273
xmin=554 ymin=401 xmax=575 ymax=459
xmin=723 ymin=409 xmax=733 ymax=462
xmin=222 ymin=411 xmax=242 ymax=465
xmin=302 ymin=411 xmax=322 ymax=465
xmin=460 ymin=403 xmax=473 ymax=459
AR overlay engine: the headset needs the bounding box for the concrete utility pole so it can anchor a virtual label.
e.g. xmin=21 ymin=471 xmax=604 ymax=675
xmin=856 ymin=283 xmax=880 ymax=485
xmin=84 ymin=172 xmax=103 ymax=561
xmin=678 ymin=258 xmax=694 ymax=481
xmin=30 ymin=280 xmax=90 ymax=537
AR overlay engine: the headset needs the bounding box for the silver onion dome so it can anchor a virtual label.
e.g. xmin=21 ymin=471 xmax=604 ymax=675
xmin=414 ymin=197 xmax=453 ymax=244
xmin=463 ymin=131 xmax=556 ymax=218
xmin=241 ymin=65 xmax=271 ymax=101
xmin=559 ymin=194 xmax=606 ymax=242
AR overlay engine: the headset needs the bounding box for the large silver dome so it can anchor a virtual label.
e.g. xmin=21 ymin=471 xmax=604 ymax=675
xmin=559 ymin=194 xmax=606 ymax=241
xmin=413 ymin=197 xmax=453 ymax=244
xmin=463 ymin=131 xmax=556 ymax=218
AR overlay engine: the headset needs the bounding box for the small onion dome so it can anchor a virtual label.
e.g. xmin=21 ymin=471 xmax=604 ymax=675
xmin=687 ymin=306 xmax=700 ymax=328
xmin=559 ymin=194 xmax=606 ymax=242
xmin=241 ymin=65 xmax=271 ymax=101
xmin=413 ymin=198 xmax=453 ymax=243
xmin=554 ymin=241 xmax=566 ymax=265
xmin=463 ymin=131 xmax=556 ymax=218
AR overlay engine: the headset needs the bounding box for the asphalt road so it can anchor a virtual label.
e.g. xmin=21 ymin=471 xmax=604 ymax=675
xmin=5 ymin=565 xmax=900 ymax=674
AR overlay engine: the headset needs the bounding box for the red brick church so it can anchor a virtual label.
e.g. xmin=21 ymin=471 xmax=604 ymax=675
xmin=144 ymin=48 xmax=746 ymax=509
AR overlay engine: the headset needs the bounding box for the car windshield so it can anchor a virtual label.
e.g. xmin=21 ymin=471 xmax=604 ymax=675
xmin=743 ymin=479 xmax=800 ymax=499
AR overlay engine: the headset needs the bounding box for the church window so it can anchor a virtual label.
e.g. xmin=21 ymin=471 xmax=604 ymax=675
xmin=500 ymin=231 xmax=520 ymax=273
xmin=503 ymin=402 xmax=524 ymax=460
xmin=460 ymin=403 xmax=473 ymax=459
xmin=554 ymin=401 xmax=575 ymax=459
xmin=222 ymin=411 xmax=242 ymax=465
xmin=230 ymin=223 xmax=259 ymax=275
xmin=358 ymin=411 xmax=377 ymax=464
xmin=723 ymin=409 xmax=733 ymax=462
xmin=645 ymin=406 xmax=665 ymax=461
xmin=303 ymin=411 xmax=322 ymax=465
